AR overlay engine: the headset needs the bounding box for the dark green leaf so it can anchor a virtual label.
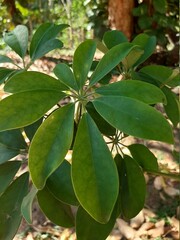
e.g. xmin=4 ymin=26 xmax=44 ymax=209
xmin=115 ymin=154 xmax=146 ymax=219
xmin=5 ymin=71 xmax=65 ymax=93
xmin=0 ymin=90 xmax=65 ymax=131
xmin=24 ymin=118 xmax=43 ymax=141
xmin=0 ymin=172 xmax=29 ymax=240
xmin=153 ymin=0 xmax=167 ymax=13
xmin=29 ymin=104 xmax=75 ymax=189
xmin=0 ymin=68 xmax=16 ymax=84
xmin=96 ymin=80 xmax=166 ymax=104
xmin=0 ymin=55 xmax=13 ymax=64
xmin=72 ymin=113 xmax=119 ymax=223
xmin=90 ymin=43 xmax=136 ymax=86
xmin=76 ymin=206 xmax=116 ymax=240
xmin=93 ymin=96 xmax=173 ymax=143
xmin=128 ymin=144 xmax=159 ymax=171
xmin=37 ymin=186 xmax=74 ymax=227
xmin=103 ymin=30 xmax=128 ymax=49
xmin=132 ymin=34 xmax=156 ymax=66
xmin=162 ymin=87 xmax=180 ymax=127
xmin=54 ymin=63 xmax=79 ymax=91
xmin=73 ymin=40 xmax=96 ymax=89
xmin=122 ymin=48 xmax=144 ymax=70
xmin=30 ymin=23 xmax=68 ymax=61
xmin=4 ymin=25 xmax=28 ymax=59
xmin=46 ymin=160 xmax=79 ymax=206
xmin=86 ymin=102 xmax=116 ymax=136
xmin=21 ymin=185 xmax=38 ymax=224
xmin=0 ymin=161 xmax=21 ymax=195
xmin=0 ymin=144 xmax=19 ymax=164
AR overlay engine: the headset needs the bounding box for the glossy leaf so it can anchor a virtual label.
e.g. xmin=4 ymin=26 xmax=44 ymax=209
xmin=54 ymin=63 xmax=79 ymax=91
xmin=93 ymin=96 xmax=173 ymax=143
xmin=73 ymin=40 xmax=96 ymax=89
xmin=30 ymin=23 xmax=68 ymax=61
xmin=122 ymin=48 xmax=144 ymax=70
xmin=29 ymin=104 xmax=74 ymax=189
xmin=0 ymin=144 xmax=20 ymax=164
xmin=0 ymin=172 xmax=29 ymax=240
xmin=115 ymin=154 xmax=146 ymax=219
xmin=0 ymin=55 xmax=13 ymax=64
xmin=0 ymin=68 xmax=16 ymax=84
xmin=5 ymin=71 xmax=65 ymax=93
xmin=0 ymin=90 xmax=64 ymax=131
xmin=90 ymin=43 xmax=136 ymax=86
xmin=103 ymin=30 xmax=128 ymax=49
xmin=96 ymin=80 xmax=166 ymax=104
xmin=21 ymin=185 xmax=38 ymax=224
xmin=37 ymin=186 xmax=74 ymax=227
xmin=132 ymin=34 xmax=156 ymax=66
xmin=76 ymin=206 xmax=116 ymax=240
xmin=4 ymin=25 xmax=28 ymax=59
xmin=72 ymin=113 xmax=119 ymax=223
xmin=0 ymin=161 xmax=21 ymax=195
xmin=24 ymin=118 xmax=43 ymax=141
xmin=46 ymin=160 xmax=79 ymax=206
xmin=86 ymin=102 xmax=116 ymax=136
xmin=162 ymin=87 xmax=180 ymax=127
xmin=128 ymin=144 xmax=159 ymax=171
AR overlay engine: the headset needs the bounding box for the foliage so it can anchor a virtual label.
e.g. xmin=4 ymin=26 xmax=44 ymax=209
xmin=0 ymin=24 xmax=179 ymax=240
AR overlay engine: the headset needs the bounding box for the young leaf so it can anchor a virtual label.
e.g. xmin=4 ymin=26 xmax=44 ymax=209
xmin=5 ymin=71 xmax=65 ymax=93
xmin=93 ymin=96 xmax=173 ymax=144
xmin=30 ymin=23 xmax=68 ymax=61
xmin=0 ymin=90 xmax=65 ymax=131
xmin=162 ymin=87 xmax=180 ymax=127
xmin=103 ymin=30 xmax=128 ymax=49
xmin=96 ymin=80 xmax=166 ymax=104
xmin=54 ymin=63 xmax=79 ymax=91
xmin=132 ymin=34 xmax=156 ymax=67
xmin=76 ymin=206 xmax=117 ymax=240
xmin=37 ymin=186 xmax=74 ymax=227
xmin=46 ymin=160 xmax=78 ymax=206
xmin=72 ymin=113 xmax=119 ymax=223
xmin=0 ymin=172 xmax=29 ymax=240
xmin=73 ymin=40 xmax=96 ymax=89
xmin=4 ymin=25 xmax=28 ymax=59
xmin=0 ymin=161 xmax=21 ymax=195
xmin=115 ymin=154 xmax=146 ymax=219
xmin=90 ymin=43 xmax=136 ymax=86
xmin=128 ymin=144 xmax=159 ymax=171
xmin=29 ymin=104 xmax=75 ymax=189
xmin=21 ymin=185 xmax=38 ymax=224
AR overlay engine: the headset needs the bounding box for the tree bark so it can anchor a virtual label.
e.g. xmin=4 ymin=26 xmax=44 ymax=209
xmin=108 ymin=0 xmax=135 ymax=40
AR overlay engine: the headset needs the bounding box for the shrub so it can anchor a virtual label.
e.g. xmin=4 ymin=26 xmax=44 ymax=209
xmin=0 ymin=24 xmax=179 ymax=240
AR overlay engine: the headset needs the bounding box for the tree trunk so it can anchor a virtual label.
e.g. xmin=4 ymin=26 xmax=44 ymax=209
xmin=108 ymin=0 xmax=135 ymax=40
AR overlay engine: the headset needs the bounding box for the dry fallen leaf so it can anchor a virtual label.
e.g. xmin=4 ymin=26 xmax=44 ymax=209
xmin=163 ymin=186 xmax=180 ymax=197
xmin=116 ymin=219 xmax=136 ymax=239
xmin=130 ymin=210 xmax=145 ymax=229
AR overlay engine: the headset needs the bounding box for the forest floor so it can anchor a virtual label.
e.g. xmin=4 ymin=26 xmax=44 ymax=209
xmin=0 ymin=53 xmax=180 ymax=240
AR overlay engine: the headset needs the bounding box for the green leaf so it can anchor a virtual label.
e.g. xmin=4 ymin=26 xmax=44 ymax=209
xmin=0 ymin=68 xmax=16 ymax=84
xmin=21 ymin=185 xmax=38 ymax=224
xmin=0 ymin=161 xmax=21 ymax=195
xmin=0 ymin=55 xmax=13 ymax=64
xmin=29 ymin=104 xmax=74 ymax=189
xmin=5 ymin=71 xmax=65 ymax=93
xmin=30 ymin=23 xmax=68 ymax=61
xmin=54 ymin=63 xmax=79 ymax=91
xmin=86 ymin=102 xmax=116 ymax=136
xmin=4 ymin=25 xmax=28 ymax=59
xmin=115 ymin=154 xmax=146 ymax=219
xmin=103 ymin=30 xmax=128 ymax=49
xmin=0 ymin=129 xmax=27 ymax=163
xmin=37 ymin=186 xmax=74 ymax=227
xmin=72 ymin=113 xmax=119 ymax=223
xmin=46 ymin=160 xmax=79 ymax=206
xmin=24 ymin=118 xmax=43 ymax=141
xmin=73 ymin=40 xmax=96 ymax=89
xmin=132 ymin=34 xmax=156 ymax=66
xmin=96 ymin=80 xmax=166 ymax=104
xmin=128 ymin=144 xmax=159 ymax=171
xmin=90 ymin=43 xmax=136 ymax=86
xmin=122 ymin=48 xmax=144 ymax=70
xmin=0 ymin=90 xmax=65 ymax=131
xmin=139 ymin=65 xmax=173 ymax=87
xmin=76 ymin=206 xmax=117 ymax=240
xmin=0 ymin=172 xmax=29 ymax=240
xmin=93 ymin=96 xmax=173 ymax=144
xmin=153 ymin=0 xmax=167 ymax=13
xmin=162 ymin=87 xmax=180 ymax=127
